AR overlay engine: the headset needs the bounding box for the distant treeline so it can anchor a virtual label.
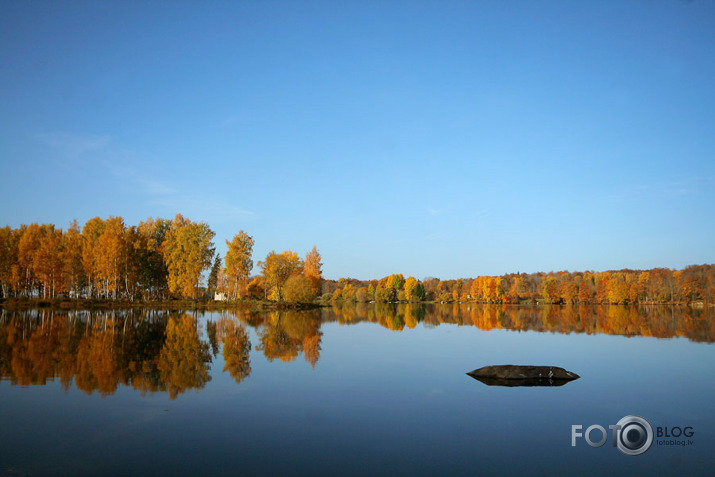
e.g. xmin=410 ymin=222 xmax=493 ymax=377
xmin=1 ymin=217 xmax=712 ymax=305
xmin=323 ymin=265 xmax=714 ymax=305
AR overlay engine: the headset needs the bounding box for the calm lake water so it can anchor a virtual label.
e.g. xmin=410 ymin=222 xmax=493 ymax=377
xmin=1 ymin=304 xmax=713 ymax=476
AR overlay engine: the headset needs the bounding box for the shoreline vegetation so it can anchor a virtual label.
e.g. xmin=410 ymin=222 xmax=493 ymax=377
xmin=1 ymin=215 xmax=713 ymax=309
xmin=0 ymin=296 xmax=712 ymax=312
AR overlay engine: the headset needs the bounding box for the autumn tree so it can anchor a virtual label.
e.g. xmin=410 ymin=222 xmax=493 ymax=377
xmin=0 ymin=226 xmax=21 ymax=298
xmin=541 ymin=276 xmax=560 ymax=304
xmin=637 ymin=272 xmax=651 ymax=303
xmin=304 ymin=246 xmax=323 ymax=295
xmin=469 ymin=277 xmax=483 ymax=302
xmin=404 ymin=276 xmax=418 ymax=301
xmin=61 ymin=220 xmax=84 ymax=298
xmin=578 ymin=274 xmax=593 ymax=303
xmin=162 ymin=214 xmax=215 ymax=299
xmin=224 ymin=231 xmax=254 ymax=299
xmin=135 ymin=217 xmax=170 ymax=300
xmin=122 ymin=226 xmax=144 ymax=300
xmin=389 ymin=274 xmax=404 ymax=291
xmin=607 ymin=274 xmax=629 ymax=304
xmin=356 ymin=287 xmax=369 ymax=302
xmin=246 ymin=277 xmax=265 ymax=300
xmin=17 ymin=223 xmax=66 ymax=298
xmin=559 ymin=279 xmax=579 ymax=305
xmin=81 ymin=217 xmax=106 ymax=298
xmin=595 ymin=275 xmax=609 ymax=303
xmin=34 ymin=226 xmax=63 ymax=298
xmin=283 ymin=274 xmax=317 ymax=303
xmin=95 ymin=216 xmax=126 ymax=300
xmin=375 ymin=286 xmax=396 ymax=303
xmin=260 ymin=250 xmax=302 ymax=301
xmin=17 ymin=223 xmax=45 ymax=296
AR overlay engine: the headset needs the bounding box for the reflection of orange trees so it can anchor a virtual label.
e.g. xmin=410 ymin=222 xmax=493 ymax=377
xmin=336 ymin=301 xmax=362 ymax=322
xmin=122 ymin=311 xmax=170 ymax=397
xmin=256 ymin=311 xmax=322 ymax=366
xmin=1 ymin=305 xmax=713 ymax=396
xmin=75 ymin=319 xmax=120 ymax=396
xmin=329 ymin=302 xmax=429 ymax=331
xmin=468 ymin=306 xmax=502 ymax=331
xmin=403 ymin=304 xmax=417 ymax=329
xmin=374 ymin=303 xmax=397 ymax=330
xmin=0 ymin=310 xmax=221 ymax=397
xmin=328 ymin=302 xmax=714 ymax=343
xmin=257 ymin=313 xmax=298 ymax=362
xmin=384 ymin=313 xmax=404 ymax=331
xmin=369 ymin=303 xmax=402 ymax=331
xmin=217 ymin=318 xmax=251 ymax=384
xmin=9 ymin=318 xmax=60 ymax=386
xmin=303 ymin=334 xmax=321 ymax=368
xmin=157 ymin=314 xmax=212 ymax=399
xmin=458 ymin=304 xmax=714 ymax=343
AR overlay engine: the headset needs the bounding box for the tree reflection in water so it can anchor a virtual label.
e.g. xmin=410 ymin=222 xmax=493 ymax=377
xmin=158 ymin=314 xmax=212 ymax=399
xmin=256 ymin=310 xmax=322 ymax=367
xmin=217 ymin=317 xmax=251 ymax=384
xmin=0 ymin=304 xmax=711 ymax=397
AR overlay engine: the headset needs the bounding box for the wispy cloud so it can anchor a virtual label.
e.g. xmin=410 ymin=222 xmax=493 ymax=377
xmin=602 ymin=177 xmax=712 ymax=203
xmin=427 ymin=208 xmax=441 ymax=216
xmin=106 ymin=156 xmax=255 ymax=221
xmin=103 ymin=159 xmax=176 ymax=197
xmin=36 ymin=132 xmax=111 ymax=158
xmin=106 ymin=158 xmax=255 ymax=221
xmin=219 ymin=115 xmax=242 ymax=128
xmin=36 ymin=131 xmax=255 ymax=221
xmin=216 ymin=112 xmax=267 ymax=128
xmin=134 ymin=177 xmax=175 ymax=196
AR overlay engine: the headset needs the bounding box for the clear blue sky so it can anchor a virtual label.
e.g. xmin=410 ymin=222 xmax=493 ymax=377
xmin=1 ymin=0 xmax=713 ymax=280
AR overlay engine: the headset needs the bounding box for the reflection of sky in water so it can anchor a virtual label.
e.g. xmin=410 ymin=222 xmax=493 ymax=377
xmin=1 ymin=311 xmax=713 ymax=476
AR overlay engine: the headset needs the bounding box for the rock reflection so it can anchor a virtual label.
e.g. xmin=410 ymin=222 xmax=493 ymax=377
xmin=467 ymin=365 xmax=580 ymax=387
xmin=470 ymin=376 xmax=574 ymax=387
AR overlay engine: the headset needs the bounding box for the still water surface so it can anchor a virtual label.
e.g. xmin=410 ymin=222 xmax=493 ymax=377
xmin=1 ymin=305 xmax=713 ymax=476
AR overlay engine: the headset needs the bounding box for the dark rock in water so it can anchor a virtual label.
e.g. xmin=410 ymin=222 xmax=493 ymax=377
xmin=467 ymin=365 xmax=579 ymax=387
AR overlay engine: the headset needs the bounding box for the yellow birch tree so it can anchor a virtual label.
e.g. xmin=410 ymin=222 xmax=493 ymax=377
xmin=162 ymin=214 xmax=215 ymax=299
xmin=224 ymin=231 xmax=254 ymax=299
